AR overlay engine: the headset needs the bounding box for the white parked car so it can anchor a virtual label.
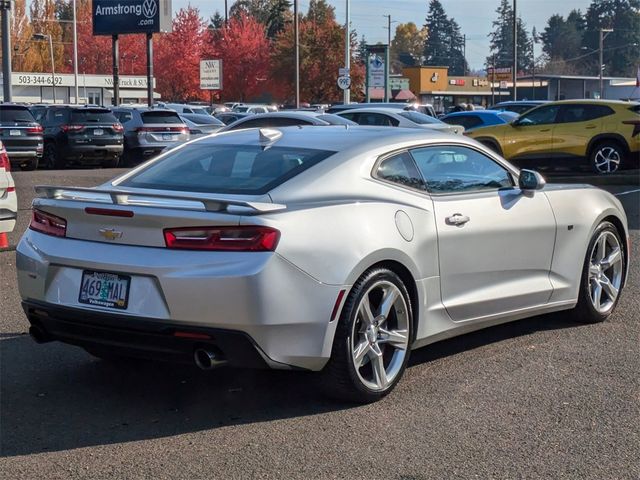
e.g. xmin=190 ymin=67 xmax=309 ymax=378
xmin=337 ymin=107 xmax=464 ymax=135
xmin=232 ymin=104 xmax=272 ymax=114
xmin=0 ymin=141 xmax=17 ymax=234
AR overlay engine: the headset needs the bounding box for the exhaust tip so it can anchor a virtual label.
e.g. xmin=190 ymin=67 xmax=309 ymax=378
xmin=194 ymin=348 xmax=225 ymax=370
xmin=29 ymin=325 xmax=52 ymax=344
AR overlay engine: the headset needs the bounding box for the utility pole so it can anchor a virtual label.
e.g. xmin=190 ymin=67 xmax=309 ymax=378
xmin=491 ymin=53 xmax=496 ymax=106
xmin=384 ymin=14 xmax=391 ymax=102
xmin=343 ymin=0 xmax=350 ymax=104
xmin=72 ymin=0 xmax=79 ymax=103
xmin=599 ymin=28 xmax=613 ymax=100
xmin=112 ymin=35 xmax=120 ymax=106
xmin=1 ymin=0 xmax=12 ymax=102
xmin=146 ymin=32 xmax=153 ymax=107
xmin=224 ymin=0 xmax=228 ymax=23
xmin=463 ymin=34 xmax=466 ymax=76
xmin=512 ymin=0 xmax=517 ymax=101
xmin=294 ymin=0 xmax=299 ymax=108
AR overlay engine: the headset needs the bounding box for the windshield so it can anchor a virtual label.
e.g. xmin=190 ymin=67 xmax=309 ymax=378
xmin=120 ymin=143 xmax=335 ymax=195
xmin=398 ymin=111 xmax=444 ymax=125
xmin=190 ymin=108 xmax=209 ymax=115
xmin=71 ymin=109 xmax=117 ymax=123
xmin=0 ymin=106 xmax=37 ymax=123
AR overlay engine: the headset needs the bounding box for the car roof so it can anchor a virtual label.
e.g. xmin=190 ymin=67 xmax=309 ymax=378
xmin=337 ymin=107 xmax=404 ymax=115
xmin=444 ymin=110 xmax=504 ymax=117
xmin=542 ymin=99 xmax=640 ymax=107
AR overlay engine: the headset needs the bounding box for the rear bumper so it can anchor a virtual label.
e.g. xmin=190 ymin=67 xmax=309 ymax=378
xmin=62 ymin=145 xmax=123 ymax=161
xmin=16 ymin=230 xmax=343 ymax=370
xmin=23 ymin=300 xmax=271 ymax=368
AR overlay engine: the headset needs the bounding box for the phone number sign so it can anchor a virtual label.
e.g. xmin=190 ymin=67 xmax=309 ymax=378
xmin=17 ymin=74 xmax=65 ymax=86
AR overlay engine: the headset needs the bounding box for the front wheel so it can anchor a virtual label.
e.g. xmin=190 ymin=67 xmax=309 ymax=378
xmin=321 ymin=268 xmax=413 ymax=403
xmin=570 ymin=221 xmax=625 ymax=323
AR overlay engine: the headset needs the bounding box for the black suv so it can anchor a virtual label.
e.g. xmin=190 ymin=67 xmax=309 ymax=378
xmin=0 ymin=104 xmax=44 ymax=170
xmin=39 ymin=106 xmax=124 ymax=168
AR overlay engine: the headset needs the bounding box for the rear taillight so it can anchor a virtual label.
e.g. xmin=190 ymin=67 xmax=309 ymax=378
xmin=61 ymin=124 xmax=85 ymax=133
xmin=164 ymin=226 xmax=280 ymax=251
xmin=26 ymin=125 xmax=43 ymax=135
xmin=112 ymin=123 xmax=124 ymax=133
xmin=0 ymin=149 xmax=10 ymax=171
xmin=30 ymin=209 xmax=67 ymax=237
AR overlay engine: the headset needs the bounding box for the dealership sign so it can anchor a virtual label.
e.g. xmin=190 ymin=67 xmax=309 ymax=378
xmin=93 ymin=0 xmax=172 ymax=36
xmin=200 ymin=60 xmax=222 ymax=90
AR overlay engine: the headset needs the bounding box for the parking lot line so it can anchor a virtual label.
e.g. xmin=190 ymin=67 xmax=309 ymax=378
xmin=614 ymin=188 xmax=640 ymax=197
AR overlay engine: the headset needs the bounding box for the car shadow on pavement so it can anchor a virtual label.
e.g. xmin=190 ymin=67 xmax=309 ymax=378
xmin=0 ymin=312 xmax=580 ymax=457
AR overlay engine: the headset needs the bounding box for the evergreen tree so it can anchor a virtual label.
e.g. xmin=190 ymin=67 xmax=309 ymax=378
xmin=486 ymin=0 xmax=533 ymax=73
xmin=540 ymin=10 xmax=585 ymax=67
xmin=582 ymin=0 xmax=640 ymax=77
xmin=423 ymin=0 xmax=468 ymax=75
xmin=229 ymin=0 xmax=292 ymax=39
xmin=209 ymin=11 xmax=225 ymax=30
xmin=356 ymin=35 xmax=368 ymax=63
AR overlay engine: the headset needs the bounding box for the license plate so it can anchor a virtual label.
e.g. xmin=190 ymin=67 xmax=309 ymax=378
xmin=9 ymin=129 xmax=21 ymax=136
xmin=78 ymin=270 xmax=130 ymax=310
xmin=93 ymin=129 xmax=104 ymax=136
xmin=162 ymin=133 xmax=174 ymax=140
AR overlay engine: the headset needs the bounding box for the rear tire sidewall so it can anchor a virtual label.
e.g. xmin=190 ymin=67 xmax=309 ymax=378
xmin=325 ymin=268 xmax=413 ymax=403
xmin=590 ymin=141 xmax=624 ymax=174
xmin=44 ymin=142 xmax=63 ymax=169
xmin=574 ymin=221 xmax=625 ymax=323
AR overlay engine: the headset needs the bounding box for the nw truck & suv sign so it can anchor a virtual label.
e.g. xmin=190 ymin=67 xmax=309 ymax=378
xmin=93 ymin=0 xmax=172 ymax=36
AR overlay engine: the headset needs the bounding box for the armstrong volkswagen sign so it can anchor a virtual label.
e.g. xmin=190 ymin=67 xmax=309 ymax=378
xmin=93 ymin=0 xmax=172 ymax=35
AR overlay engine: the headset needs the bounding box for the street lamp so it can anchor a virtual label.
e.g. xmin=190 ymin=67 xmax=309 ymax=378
xmin=32 ymin=33 xmax=56 ymax=103
xmin=599 ymin=28 xmax=613 ymax=100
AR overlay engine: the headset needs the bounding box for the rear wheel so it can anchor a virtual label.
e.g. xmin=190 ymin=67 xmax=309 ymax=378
xmin=589 ymin=141 xmax=624 ymax=174
xmin=479 ymin=139 xmax=503 ymax=156
xmin=570 ymin=221 xmax=625 ymax=323
xmin=20 ymin=158 xmax=39 ymax=171
xmin=101 ymin=155 xmax=120 ymax=168
xmin=321 ymin=268 xmax=413 ymax=403
xmin=44 ymin=142 xmax=64 ymax=169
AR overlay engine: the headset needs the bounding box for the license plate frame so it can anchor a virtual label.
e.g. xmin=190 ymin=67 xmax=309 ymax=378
xmin=78 ymin=270 xmax=131 ymax=310
xmin=93 ymin=129 xmax=104 ymax=136
xmin=162 ymin=133 xmax=174 ymax=141
xmin=9 ymin=129 xmax=21 ymax=136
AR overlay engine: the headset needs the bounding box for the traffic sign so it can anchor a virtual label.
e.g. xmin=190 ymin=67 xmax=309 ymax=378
xmin=337 ymin=75 xmax=351 ymax=90
xmin=339 ymin=68 xmax=350 ymax=76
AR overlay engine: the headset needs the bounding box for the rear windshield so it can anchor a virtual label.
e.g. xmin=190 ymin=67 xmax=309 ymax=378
xmin=317 ymin=114 xmax=357 ymax=125
xmin=234 ymin=107 xmax=249 ymax=112
xmin=141 ymin=111 xmax=183 ymax=124
xmin=120 ymin=143 xmax=335 ymax=195
xmin=183 ymin=114 xmax=224 ymax=125
xmin=398 ymin=111 xmax=443 ymax=125
xmin=0 ymin=106 xmax=36 ymax=123
xmin=71 ymin=109 xmax=117 ymax=123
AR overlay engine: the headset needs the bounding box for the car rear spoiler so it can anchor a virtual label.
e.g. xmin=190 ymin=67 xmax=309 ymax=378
xmin=34 ymin=185 xmax=286 ymax=214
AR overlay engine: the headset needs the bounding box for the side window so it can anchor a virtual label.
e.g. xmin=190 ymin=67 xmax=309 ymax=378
xmin=374 ymin=151 xmax=427 ymax=191
xmin=559 ymin=104 xmax=614 ymax=123
xmin=339 ymin=112 xmax=358 ymax=121
xmin=517 ymin=105 xmax=560 ymax=126
xmin=443 ymin=115 xmax=482 ymax=130
xmin=410 ymin=145 xmax=513 ymax=194
xmin=117 ymin=111 xmax=133 ymax=123
xmin=358 ymin=113 xmax=399 ymax=127
xmin=183 ymin=108 xmax=193 ymax=114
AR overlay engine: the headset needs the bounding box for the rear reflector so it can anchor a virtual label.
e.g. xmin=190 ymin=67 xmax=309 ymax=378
xmin=164 ymin=226 xmax=280 ymax=251
xmin=30 ymin=209 xmax=67 ymax=237
xmin=330 ymin=289 xmax=346 ymax=322
xmin=85 ymin=207 xmax=134 ymax=218
xmin=7 ymin=186 xmax=15 ymax=193
xmin=173 ymin=331 xmax=212 ymax=340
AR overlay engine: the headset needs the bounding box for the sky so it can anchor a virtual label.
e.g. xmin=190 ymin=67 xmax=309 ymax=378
xmin=174 ymin=0 xmax=595 ymax=69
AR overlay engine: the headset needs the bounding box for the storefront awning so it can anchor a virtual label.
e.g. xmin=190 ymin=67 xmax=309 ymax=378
xmin=393 ymin=89 xmax=416 ymax=101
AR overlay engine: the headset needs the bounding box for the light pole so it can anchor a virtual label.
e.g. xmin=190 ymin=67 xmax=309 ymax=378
xmin=32 ymin=33 xmax=56 ymax=103
xmin=344 ymin=0 xmax=350 ymax=104
xmin=599 ymin=28 xmax=613 ymax=100
xmin=512 ymin=0 xmax=517 ymax=101
xmin=1 ymin=0 xmax=12 ymax=102
xmin=72 ymin=0 xmax=79 ymax=103
xmin=294 ymin=0 xmax=299 ymax=108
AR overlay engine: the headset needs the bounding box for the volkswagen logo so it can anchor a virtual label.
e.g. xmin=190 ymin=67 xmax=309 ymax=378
xmin=143 ymin=0 xmax=157 ymax=19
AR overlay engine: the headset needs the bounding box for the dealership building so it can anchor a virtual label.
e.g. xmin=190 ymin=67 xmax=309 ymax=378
xmin=0 ymin=72 xmax=160 ymax=105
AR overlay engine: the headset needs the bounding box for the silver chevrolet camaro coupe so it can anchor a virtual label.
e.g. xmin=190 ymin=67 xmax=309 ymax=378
xmin=17 ymin=126 xmax=629 ymax=403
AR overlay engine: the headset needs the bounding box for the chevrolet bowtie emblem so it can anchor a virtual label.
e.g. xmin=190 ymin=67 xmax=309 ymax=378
xmin=99 ymin=228 xmax=123 ymax=240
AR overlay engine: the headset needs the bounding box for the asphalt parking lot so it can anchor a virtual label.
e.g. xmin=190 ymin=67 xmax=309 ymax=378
xmin=1 ymin=168 xmax=639 ymax=479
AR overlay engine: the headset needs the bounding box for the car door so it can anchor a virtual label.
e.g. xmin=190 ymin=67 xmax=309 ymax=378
xmin=552 ymin=104 xmax=613 ymax=157
xmin=409 ymin=144 xmax=556 ymax=322
xmin=505 ymin=105 xmax=560 ymax=160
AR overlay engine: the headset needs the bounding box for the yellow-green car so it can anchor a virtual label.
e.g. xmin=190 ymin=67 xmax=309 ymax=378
xmin=467 ymin=100 xmax=640 ymax=174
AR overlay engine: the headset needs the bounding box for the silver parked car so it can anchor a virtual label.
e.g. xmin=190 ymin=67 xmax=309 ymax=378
xmin=17 ymin=127 xmax=629 ymax=402
xmin=220 ymin=111 xmax=356 ymax=132
xmin=337 ymin=107 xmax=464 ymax=135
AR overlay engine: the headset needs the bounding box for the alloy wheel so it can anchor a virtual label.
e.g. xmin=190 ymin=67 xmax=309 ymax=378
xmin=350 ymin=280 xmax=410 ymax=391
xmin=593 ymin=146 xmax=621 ymax=174
xmin=588 ymin=231 xmax=623 ymax=313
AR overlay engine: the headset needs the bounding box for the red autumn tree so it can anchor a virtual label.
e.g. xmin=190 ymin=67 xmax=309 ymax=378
xmin=270 ymin=1 xmax=364 ymax=103
xmin=154 ymin=7 xmax=209 ymax=101
xmin=205 ymin=15 xmax=271 ymax=102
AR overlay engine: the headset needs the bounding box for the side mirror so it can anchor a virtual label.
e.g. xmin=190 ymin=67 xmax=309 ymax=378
xmin=511 ymin=118 xmax=521 ymax=127
xmin=518 ymin=169 xmax=546 ymax=191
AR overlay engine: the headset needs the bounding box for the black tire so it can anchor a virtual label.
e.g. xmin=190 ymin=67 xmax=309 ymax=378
xmin=320 ymin=268 xmax=413 ymax=403
xmin=589 ymin=140 xmax=625 ymax=174
xmin=479 ymin=139 xmax=503 ymax=156
xmin=570 ymin=221 xmax=625 ymax=324
xmin=101 ymin=155 xmax=121 ymax=168
xmin=20 ymin=158 xmax=39 ymax=171
xmin=43 ymin=142 xmax=64 ymax=169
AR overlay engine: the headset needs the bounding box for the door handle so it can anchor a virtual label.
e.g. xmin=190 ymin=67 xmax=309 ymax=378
xmin=585 ymin=125 xmax=597 ymax=129
xmin=539 ymin=128 xmax=551 ymax=132
xmin=445 ymin=213 xmax=470 ymax=226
